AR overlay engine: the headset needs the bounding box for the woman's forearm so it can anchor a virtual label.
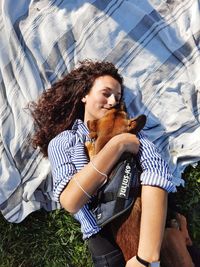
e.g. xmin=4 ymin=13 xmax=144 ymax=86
xmin=60 ymin=133 xmax=139 ymax=213
xmin=60 ymin=136 xmax=124 ymax=213
xmin=137 ymin=186 xmax=167 ymax=261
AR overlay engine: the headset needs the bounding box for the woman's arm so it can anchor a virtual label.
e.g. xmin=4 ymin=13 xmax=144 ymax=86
xmin=137 ymin=131 xmax=176 ymax=193
xmin=126 ymin=186 xmax=167 ymax=266
xmin=126 ymin=132 xmax=174 ymax=266
xmin=60 ymin=133 xmax=140 ymax=213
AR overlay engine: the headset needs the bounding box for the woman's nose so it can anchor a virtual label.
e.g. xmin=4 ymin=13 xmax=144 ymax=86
xmin=107 ymin=94 xmax=117 ymax=106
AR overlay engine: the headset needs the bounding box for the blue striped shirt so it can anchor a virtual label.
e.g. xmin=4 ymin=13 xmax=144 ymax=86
xmin=48 ymin=119 xmax=176 ymax=239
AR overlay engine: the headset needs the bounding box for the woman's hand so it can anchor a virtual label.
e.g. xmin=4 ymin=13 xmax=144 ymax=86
xmin=108 ymin=133 xmax=140 ymax=155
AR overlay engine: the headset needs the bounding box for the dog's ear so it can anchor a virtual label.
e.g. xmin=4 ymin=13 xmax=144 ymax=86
xmin=129 ymin=115 xmax=146 ymax=133
xmin=87 ymin=120 xmax=98 ymax=139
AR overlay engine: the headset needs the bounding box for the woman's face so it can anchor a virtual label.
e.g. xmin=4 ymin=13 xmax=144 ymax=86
xmin=82 ymin=75 xmax=122 ymax=123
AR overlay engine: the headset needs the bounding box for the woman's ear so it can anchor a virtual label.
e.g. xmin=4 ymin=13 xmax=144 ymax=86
xmin=81 ymin=95 xmax=87 ymax=103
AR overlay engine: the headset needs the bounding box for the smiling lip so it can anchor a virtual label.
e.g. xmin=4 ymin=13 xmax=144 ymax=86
xmin=102 ymin=106 xmax=113 ymax=110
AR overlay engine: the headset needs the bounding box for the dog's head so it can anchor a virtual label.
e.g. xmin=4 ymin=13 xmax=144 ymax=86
xmin=85 ymin=106 xmax=146 ymax=157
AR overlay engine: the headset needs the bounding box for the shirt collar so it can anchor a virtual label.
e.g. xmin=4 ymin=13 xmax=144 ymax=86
xmin=72 ymin=119 xmax=90 ymax=142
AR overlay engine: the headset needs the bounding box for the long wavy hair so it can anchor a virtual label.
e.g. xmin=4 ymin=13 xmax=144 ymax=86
xmin=29 ymin=59 xmax=124 ymax=157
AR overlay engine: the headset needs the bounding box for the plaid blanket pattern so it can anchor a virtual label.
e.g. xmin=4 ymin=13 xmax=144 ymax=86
xmin=0 ymin=0 xmax=200 ymax=222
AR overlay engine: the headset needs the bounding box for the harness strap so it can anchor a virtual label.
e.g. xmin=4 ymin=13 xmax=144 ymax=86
xmin=98 ymin=187 xmax=140 ymax=203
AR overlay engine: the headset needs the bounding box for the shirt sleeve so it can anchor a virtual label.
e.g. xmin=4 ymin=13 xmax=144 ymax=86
xmin=137 ymin=131 xmax=176 ymax=193
xmin=47 ymin=133 xmax=76 ymax=203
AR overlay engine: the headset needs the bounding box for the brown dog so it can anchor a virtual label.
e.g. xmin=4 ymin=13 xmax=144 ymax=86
xmin=85 ymin=106 xmax=195 ymax=266
xmin=85 ymin=106 xmax=146 ymax=261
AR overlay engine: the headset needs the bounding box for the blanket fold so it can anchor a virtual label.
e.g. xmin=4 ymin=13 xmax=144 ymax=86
xmin=0 ymin=0 xmax=200 ymax=223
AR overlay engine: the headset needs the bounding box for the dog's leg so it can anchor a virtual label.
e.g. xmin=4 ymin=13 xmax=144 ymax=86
xmin=161 ymin=228 xmax=195 ymax=267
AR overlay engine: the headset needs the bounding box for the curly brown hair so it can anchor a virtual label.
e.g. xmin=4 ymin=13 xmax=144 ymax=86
xmin=28 ymin=59 xmax=124 ymax=157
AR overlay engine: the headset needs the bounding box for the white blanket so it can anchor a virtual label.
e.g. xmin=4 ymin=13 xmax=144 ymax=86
xmin=0 ymin=0 xmax=200 ymax=223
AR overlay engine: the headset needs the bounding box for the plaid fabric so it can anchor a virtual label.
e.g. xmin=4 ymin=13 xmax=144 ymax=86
xmin=0 ymin=0 xmax=200 ymax=223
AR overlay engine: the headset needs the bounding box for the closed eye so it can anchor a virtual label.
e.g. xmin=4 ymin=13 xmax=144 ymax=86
xmin=102 ymin=92 xmax=121 ymax=101
xmin=102 ymin=92 xmax=110 ymax=97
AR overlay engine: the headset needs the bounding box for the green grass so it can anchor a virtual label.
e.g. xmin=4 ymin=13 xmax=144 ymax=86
xmin=175 ymin=162 xmax=200 ymax=244
xmin=0 ymin=209 xmax=92 ymax=267
xmin=0 ymin=163 xmax=200 ymax=267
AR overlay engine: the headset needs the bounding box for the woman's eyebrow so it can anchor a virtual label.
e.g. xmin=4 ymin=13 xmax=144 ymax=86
xmin=103 ymin=86 xmax=112 ymax=91
xmin=103 ymin=87 xmax=121 ymax=95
